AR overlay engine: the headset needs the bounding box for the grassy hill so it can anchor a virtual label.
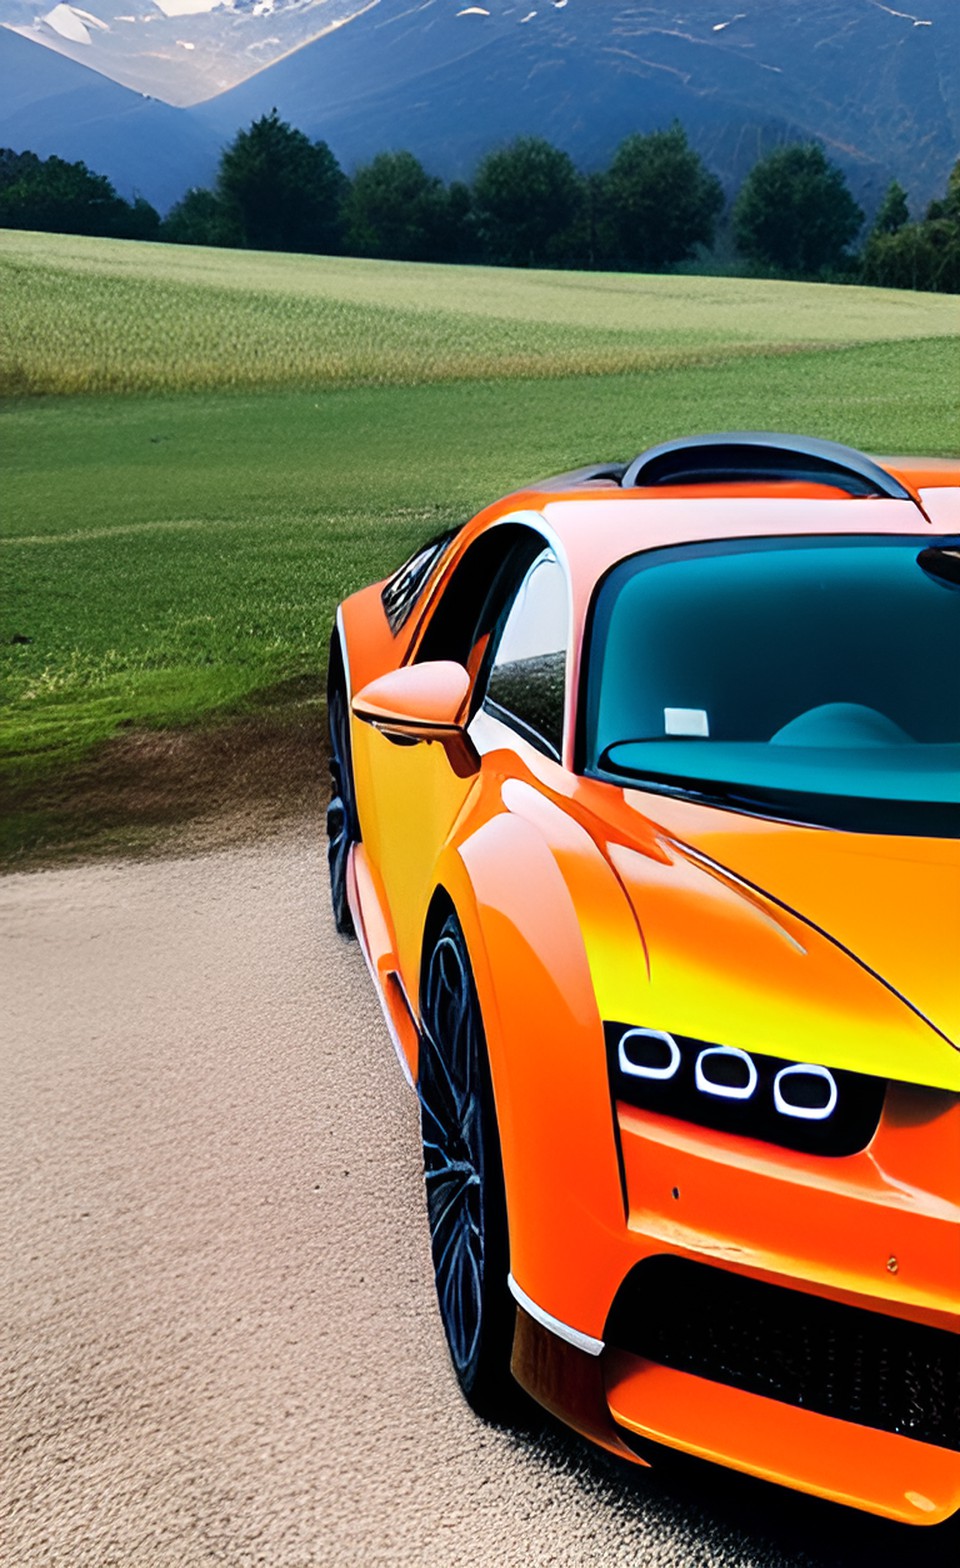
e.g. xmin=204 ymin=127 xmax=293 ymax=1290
xmin=2 ymin=230 xmax=958 ymax=861
xmin=4 ymin=230 xmax=959 ymax=396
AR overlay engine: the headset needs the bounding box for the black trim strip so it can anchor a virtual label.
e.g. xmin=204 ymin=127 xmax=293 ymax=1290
xmin=482 ymin=698 xmax=562 ymax=764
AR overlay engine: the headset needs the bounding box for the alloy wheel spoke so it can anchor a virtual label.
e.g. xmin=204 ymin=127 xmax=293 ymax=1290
xmin=420 ymin=921 xmax=491 ymax=1377
xmin=439 ymin=1222 xmax=483 ymax=1370
xmin=426 ymin=1165 xmax=481 ymax=1239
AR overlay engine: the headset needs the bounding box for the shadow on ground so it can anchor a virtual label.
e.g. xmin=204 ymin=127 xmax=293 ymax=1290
xmin=1 ymin=697 xmax=328 ymax=871
xmin=505 ymin=1399 xmax=958 ymax=1567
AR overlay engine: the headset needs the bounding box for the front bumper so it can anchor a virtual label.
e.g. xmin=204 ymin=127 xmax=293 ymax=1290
xmin=509 ymin=1085 xmax=960 ymax=1524
xmin=512 ymin=1311 xmax=960 ymax=1527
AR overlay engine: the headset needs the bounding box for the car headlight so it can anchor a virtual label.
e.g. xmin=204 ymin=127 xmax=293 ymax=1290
xmin=606 ymin=1022 xmax=885 ymax=1157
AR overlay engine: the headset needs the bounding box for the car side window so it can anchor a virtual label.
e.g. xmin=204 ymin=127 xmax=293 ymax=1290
xmin=381 ymin=528 xmax=461 ymax=633
xmin=483 ymin=547 xmax=568 ymax=761
xmin=414 ymin=527 xmax=528 ymax=668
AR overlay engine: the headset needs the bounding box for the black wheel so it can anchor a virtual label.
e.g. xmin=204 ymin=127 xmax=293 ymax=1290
xmin=326 ymin=656 xmax=357 ymax=938
xmin=418 ymin=910 xmax=517 ymax=1419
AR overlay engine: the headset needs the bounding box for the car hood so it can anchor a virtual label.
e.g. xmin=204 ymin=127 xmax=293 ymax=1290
xmin=605 ymin=792 xmax=960 ymax=1091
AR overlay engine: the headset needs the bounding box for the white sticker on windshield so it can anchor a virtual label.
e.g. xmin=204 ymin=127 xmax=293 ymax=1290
xmin=664 ymin=707 xmax=710 ymax=737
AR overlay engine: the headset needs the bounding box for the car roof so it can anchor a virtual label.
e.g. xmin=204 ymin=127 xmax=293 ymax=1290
xmin=513 ymin=434 xmax=959 ymax=504
xmin=484 ymin=434 xmax=960 ymax=594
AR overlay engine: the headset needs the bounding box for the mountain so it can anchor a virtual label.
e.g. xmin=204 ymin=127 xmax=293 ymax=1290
xmin=3 ymin=0 xmax=368 ymax=108
xmin=0 ymin=26 xmax=221 ymax=210
xmin=192 ymin=0 xmax=960 ymax=211
xmin=2 ymin=1 xmax=958 ymax=218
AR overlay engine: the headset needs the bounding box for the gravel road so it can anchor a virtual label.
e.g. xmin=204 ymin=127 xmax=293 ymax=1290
xmin=2 ymin=838 xmax=954 ymax=1567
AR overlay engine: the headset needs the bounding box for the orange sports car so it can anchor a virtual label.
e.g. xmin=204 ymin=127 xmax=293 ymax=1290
xmin=326 ymin=432 xmax=960 ymax=1526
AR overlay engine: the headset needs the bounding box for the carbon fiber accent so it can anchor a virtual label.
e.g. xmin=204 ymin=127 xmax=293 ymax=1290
xmin=606 ymin=1257 xmax=960 ymax=1451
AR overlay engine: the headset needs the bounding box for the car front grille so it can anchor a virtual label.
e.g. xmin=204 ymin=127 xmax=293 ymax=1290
xmin=605 ymin=1257 xmax=960 ymax=1451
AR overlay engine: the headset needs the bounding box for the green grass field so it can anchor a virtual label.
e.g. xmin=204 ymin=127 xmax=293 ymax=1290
xmin=4 ymin=229 xmax=959 ymax=395
xmin=2 ymin=230 xmax=958 ymax=860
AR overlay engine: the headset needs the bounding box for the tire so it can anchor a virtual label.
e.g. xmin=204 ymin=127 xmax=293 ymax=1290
xmin=326 ymin=657 xmax=357 ymax=938
xmin=418 ymin=910 xmax=517 ymax=1420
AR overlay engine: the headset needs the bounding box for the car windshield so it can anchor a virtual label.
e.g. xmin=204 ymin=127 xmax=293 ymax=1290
xmin=583 ymin=535 xmax=960 ymax=835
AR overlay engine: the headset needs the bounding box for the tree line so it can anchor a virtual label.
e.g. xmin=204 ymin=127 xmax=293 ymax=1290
xmin=1 ymin=114 xmax=957 ymax=292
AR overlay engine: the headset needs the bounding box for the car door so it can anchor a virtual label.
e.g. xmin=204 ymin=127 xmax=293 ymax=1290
xmin=353 ymin=524 xmax=568 ymax=992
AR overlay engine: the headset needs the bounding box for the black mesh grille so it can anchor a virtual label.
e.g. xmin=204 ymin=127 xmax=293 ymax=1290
xmin=606 ymin=1257 xmax=960 ymax=1451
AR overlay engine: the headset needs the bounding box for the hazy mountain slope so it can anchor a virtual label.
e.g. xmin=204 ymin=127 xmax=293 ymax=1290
xmin=194 ymin=0 xmax=960 ymax=209
xmin=0 ymin=27 xmax=221 ymax=210
xmin=3 ymin=0 xmax=368 ymax=107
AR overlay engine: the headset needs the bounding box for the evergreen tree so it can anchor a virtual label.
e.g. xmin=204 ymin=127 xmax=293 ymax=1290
xmin=217 ymin=111 xmax=347 ymax=253
xmin=0 ymin=150 xmax=158 ymax=240
xmin=733 ymin=143 xmax=863 ymax=275
xmin=0 ymin=148 xmax=42 ymax=192
xmin=161 ymin=187 xmax=240 ymax=248
xmin=125 ymin=196 xmax=161 ymax=242
xmin=343 ymin=151 xmax=456 ymax=262
xmin=872 ymin=180 xmax=909 ymax=236
xmin=471 ymin=137 xmax=584 ymax=267
xmin=443 ymin=180 xmax=475 ymax=262
xmin=862 ymin=160 xmax=959 ymax=293
xmin=599 ymin=125 xmax=724 ymax=270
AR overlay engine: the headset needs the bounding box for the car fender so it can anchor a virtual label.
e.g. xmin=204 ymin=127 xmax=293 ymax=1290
xmin=336 ymin=581 xmax=408 ymax=703
xmin=431 ymin=784 xmax=643 ymax=1341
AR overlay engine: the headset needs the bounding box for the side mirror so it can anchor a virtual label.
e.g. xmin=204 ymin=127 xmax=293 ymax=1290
xmin=351 ymin=660 xmax=471 ymax=741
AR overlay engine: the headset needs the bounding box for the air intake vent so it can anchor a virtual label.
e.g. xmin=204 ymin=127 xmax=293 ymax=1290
xmin=620 ymin=433 xmax=912 ymax=499
xmin=606 ymin=1257 xmax=960 ymax=1451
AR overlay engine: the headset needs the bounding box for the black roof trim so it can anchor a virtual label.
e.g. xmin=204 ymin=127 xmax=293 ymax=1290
xmin=620 ymin=433 xmax=913 ymax=501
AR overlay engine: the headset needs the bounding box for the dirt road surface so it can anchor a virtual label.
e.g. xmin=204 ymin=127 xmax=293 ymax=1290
xmin=3 ymin=839 xmax=955 ymax=1567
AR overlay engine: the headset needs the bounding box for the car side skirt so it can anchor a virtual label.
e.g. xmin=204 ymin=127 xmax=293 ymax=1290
xmin=347 ymin=840 xmax=419 ymax=1087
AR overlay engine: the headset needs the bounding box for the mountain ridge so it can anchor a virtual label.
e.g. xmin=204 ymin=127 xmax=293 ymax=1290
xmin=2 ymin=2 xmax=958 ymax=216
xmin=192 ymin=0 xmax=960 ymax=210
xmin=0 ymin=27 xmax=221 ymax=211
